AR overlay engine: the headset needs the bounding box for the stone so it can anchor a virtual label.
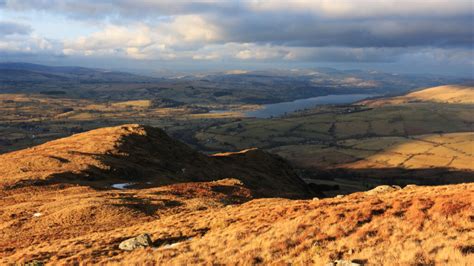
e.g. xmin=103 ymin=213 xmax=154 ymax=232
xmin=119 ymin=233 xmax=153 ymax=251
xmin=335 ymin=195 xmax=344 ymax=199
xmin=325 ymin=260 xmax=361 ymax=266
xmin=365 ymin=185 xmax=401 ymax=195
xmin=312 ymin=197 xmax=320 ymax=201
xmin=25 ymin=261 xmax=44 ymax=266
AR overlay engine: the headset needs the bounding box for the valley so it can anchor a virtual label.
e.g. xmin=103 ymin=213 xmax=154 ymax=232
xmin=1 ymin=1 xmax=473 ymax=264
xmin=0 ymin=64 xmax=473 ymax=265
xmin=195 ymin=85 xmax=474 ymax=194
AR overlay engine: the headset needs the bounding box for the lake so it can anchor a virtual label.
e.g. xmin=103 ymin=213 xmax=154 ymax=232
xmin=245 ymin=94 xmax=376 ymax=118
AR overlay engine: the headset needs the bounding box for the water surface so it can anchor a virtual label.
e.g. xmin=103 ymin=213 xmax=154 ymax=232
xmin=246 ymin=94 xmax=376 ymax=118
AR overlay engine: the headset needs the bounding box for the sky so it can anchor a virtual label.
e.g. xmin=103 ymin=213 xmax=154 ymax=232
xmin=0 ymin=0 xmax=473 ymax=77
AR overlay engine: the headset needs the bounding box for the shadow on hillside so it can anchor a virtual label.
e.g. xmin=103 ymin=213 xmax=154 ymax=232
xmin=302 ymin=167 xmax=474 ymax=197
xmin=6 ymin=125 xmax=472 ymax=200
xmin=4 ymin=126 xmax=314 ymax=199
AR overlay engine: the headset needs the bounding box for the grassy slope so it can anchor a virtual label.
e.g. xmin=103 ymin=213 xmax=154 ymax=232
xmin=364 ymin=85 xmax=474 ymax=106
xmin=0 ymin=124 xmax=311 ymax=198
xmin=1 ymin=181 xmax=472 ymax=265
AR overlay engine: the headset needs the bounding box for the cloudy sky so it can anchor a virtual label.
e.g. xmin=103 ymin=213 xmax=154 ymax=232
xmin=0 ymin=0 xmax=473 ymax=76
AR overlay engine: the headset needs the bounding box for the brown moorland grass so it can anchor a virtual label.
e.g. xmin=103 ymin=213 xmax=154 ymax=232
xmin=0 ymin=181 xmax=472 ymax=265
xmin=363 ymin=85 xmax=474 ymax=106
xmin=0 ymin=123 xmax=472 ymax=265
xmin=0 ymin=124 xmax=311 ymax=198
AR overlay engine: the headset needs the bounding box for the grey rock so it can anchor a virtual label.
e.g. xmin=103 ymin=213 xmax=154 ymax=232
xmin=325 ymin=260 xmax=361 ymax=266
xmin=364 ymin=185 xmax=401 ymax=195
xmin=119 ymin=233 xmax=153 ymax=251
xmin=25 ymin=261 xmax=44 ymax=266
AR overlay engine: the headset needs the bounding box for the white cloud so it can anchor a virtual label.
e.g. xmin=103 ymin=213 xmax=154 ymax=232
xmin=167 ymin=15 xmax=220 ymax=43
xmin=0 ymin=33 xmax=59 ymax=55
xmin=234 ymin=44 xmax=289 ymax=60
xmin=0 ymin=0 xmax=472 ymax=76
xmin=61 ymin=15 xmax=221 ymax=59
xmin=192 ymin=53 xmax=220 ymax=60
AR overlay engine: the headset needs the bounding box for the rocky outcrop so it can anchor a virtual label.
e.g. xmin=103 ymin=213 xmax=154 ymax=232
xmin=119 ymin=233 xmax=153 ymax=251
xmin=364 ymin=185 xmax=401 ymax=195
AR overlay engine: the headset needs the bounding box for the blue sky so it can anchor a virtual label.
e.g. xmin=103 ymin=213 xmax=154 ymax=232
xmin=0 ymin=0 xmax=473 ymax=77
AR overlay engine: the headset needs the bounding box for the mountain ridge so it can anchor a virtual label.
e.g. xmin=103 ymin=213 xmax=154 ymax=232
xmin=0 ymin=62 xmax=160 ymax=83
xmin=0 ymin=124 xmax=311 ymax=198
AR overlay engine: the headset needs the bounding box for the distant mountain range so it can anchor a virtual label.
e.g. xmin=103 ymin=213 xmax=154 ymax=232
xmin=1 ymin=62 xmax=472 ymax=103
xmin=0 ymin=62 xmax=161 ymax=83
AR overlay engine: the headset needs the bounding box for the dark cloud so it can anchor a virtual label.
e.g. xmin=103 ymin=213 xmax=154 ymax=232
xmin=3 ymin=0 xmax=472 ymax=49
xmin=0 ymin=0 xmax=472 ymax=76
xmin=2 ymin=0 xmax=240 ymax=19
xmin=289 ymin=47 xmax=403 ymax=63
xmin=214 ymin=14 xmax=473 ymax=48
xmin=0 ymin=21 xmax=31 ymax=36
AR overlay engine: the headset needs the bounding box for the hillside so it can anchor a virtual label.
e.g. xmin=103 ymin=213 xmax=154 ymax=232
xmin=407 ymin=85 xmax=474 ymax=104
xmin=1 ymin=178 xmax=472 ymax=265
xmin=0 ymin=124 xmax=311 ymax=198
xmin=363 ymin=85 xmax=474 ymax=106
xmin=0 ymin=62 xmax=158 ymax=83
xmin=0 ymin=108 xmax=472 ymax=265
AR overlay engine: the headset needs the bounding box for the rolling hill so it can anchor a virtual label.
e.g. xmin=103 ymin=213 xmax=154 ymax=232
xmin=0 ymin=62 xmax=159 ymax=83
xmin=363 ymin=85 xmax=474 ymax=106
xmin=0 ymin=124 xmax=311 ymax=198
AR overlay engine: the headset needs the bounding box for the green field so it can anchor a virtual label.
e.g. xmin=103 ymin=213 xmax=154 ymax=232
xmin=196 ymin=103 xmax=473 ymax=152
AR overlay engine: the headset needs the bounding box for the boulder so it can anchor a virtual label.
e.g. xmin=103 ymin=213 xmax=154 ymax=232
xmin=119 ymin=233 xmax=153 ymax=251
xmin=365 ymin=185 xmax=401 ymax=195
xmin=325 ymin=260 xmax=361 ymax=266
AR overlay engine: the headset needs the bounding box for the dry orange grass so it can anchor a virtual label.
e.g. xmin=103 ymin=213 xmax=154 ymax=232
xmin=1 ymin=124 xmax=472 ymax=265
xmin=364 ymin=85 xmax=474 ymax=106
xmin=406 ymin=85 xmax=474 ymax=104
xmin=0 ymin=124 xmax=140 ymax=185
xmin=0 ymin=182 xmax=472 ymax=265
xmin=110 ymin=100 xmax=153 ymax=108
xmin=0 ymin=178 xmax=253 ymax=264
